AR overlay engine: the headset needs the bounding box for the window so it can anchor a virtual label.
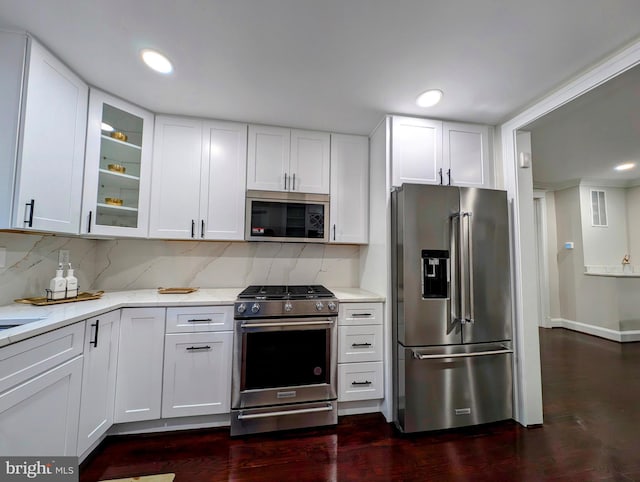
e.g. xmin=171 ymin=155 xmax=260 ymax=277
xmin=591 ymin=190 xmax=607 ymax=227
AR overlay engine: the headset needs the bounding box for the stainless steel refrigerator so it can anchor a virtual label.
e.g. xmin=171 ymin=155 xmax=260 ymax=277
xmin=392 ymin=183 xmax=513 ymax=433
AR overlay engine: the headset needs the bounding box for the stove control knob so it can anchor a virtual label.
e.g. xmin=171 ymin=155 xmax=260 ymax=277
xmin=284 ymin=301 xmax=293 ymax=312
xmin=327 ymin=302 xmax=337 ymax=312
xmin=237 ymin=303 xmax=246 ymax=314
xmin=315 ymin=301 xmax=324 ymax=311
xmin=251 ymin=303 xmax=260 ymax=314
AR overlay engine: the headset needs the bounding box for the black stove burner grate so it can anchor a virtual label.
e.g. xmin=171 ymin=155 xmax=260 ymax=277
xmin=238 ymin=285 xmax=335 ymax=300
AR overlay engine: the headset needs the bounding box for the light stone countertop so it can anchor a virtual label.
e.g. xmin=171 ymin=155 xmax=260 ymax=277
xmin=0 ymin=287 xmax=384 ymax=347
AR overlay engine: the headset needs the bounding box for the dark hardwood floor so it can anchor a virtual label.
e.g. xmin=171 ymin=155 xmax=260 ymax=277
xmin=80 ymin=328 xmax=640 ymax=481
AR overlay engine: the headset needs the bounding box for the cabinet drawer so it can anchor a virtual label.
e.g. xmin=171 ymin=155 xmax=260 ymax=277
xmin=338 ymin=325 xmax=383 ymax=363
xmin=338 ymin=302 xmax=383 ymax=326
xmin=0 ymin=322 xmax=84 ymax=393
xmin=338 ymin=361 xmax=383 ymax=402
xmin=166 ymin=306 xmax=233 ymax=333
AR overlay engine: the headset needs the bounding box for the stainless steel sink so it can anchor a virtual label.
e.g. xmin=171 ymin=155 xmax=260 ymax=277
xmin=0 ymin=317 xmax=45 ymax=331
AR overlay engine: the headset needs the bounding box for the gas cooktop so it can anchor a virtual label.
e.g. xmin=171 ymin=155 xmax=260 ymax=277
xmin=237 ymin=285 xmax=335 ymax=300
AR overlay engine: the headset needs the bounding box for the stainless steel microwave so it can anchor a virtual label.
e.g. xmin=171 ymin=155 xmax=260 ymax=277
xmin=245 ymin=190 xmax=329 ymax=242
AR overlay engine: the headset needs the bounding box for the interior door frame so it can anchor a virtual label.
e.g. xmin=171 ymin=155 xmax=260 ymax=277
xmin=500 ymin=39 xmax=640 ymax=427
xmin=533 ymin=191 xmax=551 ymax=329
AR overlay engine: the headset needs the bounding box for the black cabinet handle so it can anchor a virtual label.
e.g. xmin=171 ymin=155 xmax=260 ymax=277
xmin=186 ymin=345 xmax=211 ymax=351
xmin=24 ymin=199 xmax=35 ymax=227
xmin=191 ymin=219 xmax=195 ymax=238
xmin=351 ymin=380 xmax=372 ymax=386
xmin=438 ymin=168 xmax=443 ymax=185
xmin=447 ymin=169 xmax=451 ymax=185
xmin=90 ymin=319 xmax=100 ymax=348
xmin=188 ymin=318 xmax=212 ymax=323
xmin=88 ymin=210 xmax=93 ymax=233
xmin=284 ymin=173 xmax=288 ymax=190
xmin=351 ymin=313 xmax=372 ymax=318
xmin=201 ymin=220 xmax=205 ymax=238
xmin=292 ymin=173 xmax=296 ymax=191
xmin=333 ymin=224 xmax=336 ymax=241
xmin=351 ymin=342 xmax=372 ymax=347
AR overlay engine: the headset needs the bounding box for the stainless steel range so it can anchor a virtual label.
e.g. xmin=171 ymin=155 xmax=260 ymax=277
xmin=230 ymin=285 xmax=339 ymax=436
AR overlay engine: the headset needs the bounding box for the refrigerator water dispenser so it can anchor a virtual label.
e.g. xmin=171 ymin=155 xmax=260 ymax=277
xmin=421 ymin=250 xmax=449 ymax=299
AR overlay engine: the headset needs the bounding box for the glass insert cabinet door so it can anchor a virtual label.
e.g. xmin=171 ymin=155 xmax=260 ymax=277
xmin=81 ymin=89 xmax=154 ymax=237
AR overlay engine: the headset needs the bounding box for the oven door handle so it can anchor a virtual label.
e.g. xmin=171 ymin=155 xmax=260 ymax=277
xmin=240 ymin=319 xmax=335 ymax=328
xmin=237 ymin=403 xmax=334 ymax=420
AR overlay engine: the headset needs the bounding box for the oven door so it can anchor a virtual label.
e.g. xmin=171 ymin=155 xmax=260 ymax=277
xmin=232 ymin=317 xmax=337 ymax=409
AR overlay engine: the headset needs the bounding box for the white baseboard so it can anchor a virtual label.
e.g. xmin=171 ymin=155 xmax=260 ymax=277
xmin=548 ymin=318 xmax=640 ymax=342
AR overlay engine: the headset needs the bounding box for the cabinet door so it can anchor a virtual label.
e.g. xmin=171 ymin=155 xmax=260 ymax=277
xmin=391 ymin=116 xmax=442 ymax=187
xmin=81 ymin=89 xmax=154 ymax=237
xmin=290 ymin=130 xmax=330 ymax=194
xmin=337 ymin=361 xmax=383 ymax=402
xmin=15 ymin=39 xmax=88 ymax=234
xmin=148 ymin=116 xmax=203 ymax=239
xmin=201 ymin=121 xmax=247 ymax=240
xmin=247 ymin=125 xmax=290 ymax=191
xmin=330 ymin=134 xmax=369 ymax=243
xmin=162 ymin=331 xmax=232 ymax=418
xmin=0 ymin=355 xmax=82 ymax=456
xmin=77 ymin=311 xmax=120 ymax=455
xmin=114 ymin=308 xmax=165 ymax=423
xmin=443 ymin=122 xmax=491 ymax=188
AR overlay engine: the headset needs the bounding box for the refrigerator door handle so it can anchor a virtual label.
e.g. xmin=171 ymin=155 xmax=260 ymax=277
xmin=412 ymin=347 xmax=513 ymax=360
xmin=458 ymin=211 xmax=466 ymax=325
xmin=464 ymin=211 xmax=475 ymax=324
xmin=450 ymin=213 xmax=460 ymax=324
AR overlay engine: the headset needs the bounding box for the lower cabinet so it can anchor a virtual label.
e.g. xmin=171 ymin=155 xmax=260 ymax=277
xmin=114 ymin=307 xmax=165 ymax=423
xmin=337 ymin=302 xmax=384 ymax=402
xmin=0 ymin=323 xmax=85 ymax=456
xmin=162 ymin=331 xmax=233 ymax=418
xmin=77 ymin=310 xmax=120 ymax=455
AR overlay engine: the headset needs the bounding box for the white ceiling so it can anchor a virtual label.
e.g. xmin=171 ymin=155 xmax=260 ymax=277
xmin=1 ymin=1 xmax=640 ymax=135
xmin=525 ymin=63 xmax=640 ymax=188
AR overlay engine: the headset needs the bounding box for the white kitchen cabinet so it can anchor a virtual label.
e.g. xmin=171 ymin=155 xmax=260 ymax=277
xmin=163 ymin=306 xmax=233 ymax=418
xmin=443 ymin=122 xmax=490 ymax=188
xmin=329 ymin=134 xmax=369 ymax=244
xmin=81 ymin=89 xmax=154 ymax=237
xmin=337 ymin=302 xmax=384 ymax=402
xmin=0 ymin=323 xmax=85 ymax=456
xmin=149 ymin=116 xmax=247 ymax=240
xmin=77 ymin=310 xmax=120 ymax=455
xmin=247 ymin=125 xmax=330 ymax=194
xmin=391 ymin=116 xmax=442 ymax=187
xmin=114 ymin=308 xmax=165 ymax=423
xmin=391 ymin=116 xmax=492 ymax=188
xmin=0 ymin=33 xmax=88 ymax=234
xmin=162 ymin=331 xmax=232 ymax=418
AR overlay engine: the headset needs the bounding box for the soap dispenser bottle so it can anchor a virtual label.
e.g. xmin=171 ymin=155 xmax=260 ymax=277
xmin=49 ymin=264 xmax=67 ymax=300
xmin=65 ymin=263 xmax=78 ymax=298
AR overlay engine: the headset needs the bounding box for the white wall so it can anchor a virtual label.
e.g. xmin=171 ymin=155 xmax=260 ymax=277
xmin=579 ymin=185 xmax=628 ymax=267
xmin=544 ymin=192 xmax=561 ymax=319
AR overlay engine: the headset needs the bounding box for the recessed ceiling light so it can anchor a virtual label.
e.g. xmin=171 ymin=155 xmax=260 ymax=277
xmin=614 ymin=162 xmax=636 ymax=171
xmin=141 ymin=49 xmax=173 ymax=74
xmin=416 ymin=89 xmax=443 ymax=108
xmin=101 ymin=122 xmax=114 ymax=132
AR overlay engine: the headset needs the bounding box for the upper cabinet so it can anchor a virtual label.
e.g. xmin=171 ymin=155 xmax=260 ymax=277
xmin=0 ymin=33 xmax=88 ymax=234
xmin=391 ymin=116 xmax=491 ymax=188
xmin=149 ymin=116 xmax=247 ymax=240
xmin=81 ymin=89 xmax=154 ymax=237
xmin=330 ymin=134 xmax=369 ymax=244
xmin=247 ymin=125 xmax=330 ymax=194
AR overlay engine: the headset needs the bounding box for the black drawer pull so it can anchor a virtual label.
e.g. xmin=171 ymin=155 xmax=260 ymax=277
xmin=351 ymin=380 xmax=372 ymax=386
xmin=187 ymin=318 xmax=213 ymax=323
xmin=351 ymin=313 xmax=372 ymax=318
xmin=351 ymin=342 xmax=372 ymax=347
xmin=186 ymin=345 xmax=211 ymax=351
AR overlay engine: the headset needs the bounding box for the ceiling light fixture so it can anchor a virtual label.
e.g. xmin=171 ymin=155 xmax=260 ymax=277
xmin=614 ymin=162 xmax=636 ymax=171
xmin=141 ymin=49 xmax=173 ymax=74
xmin=416 ymin=89 xmax=443 ymax=108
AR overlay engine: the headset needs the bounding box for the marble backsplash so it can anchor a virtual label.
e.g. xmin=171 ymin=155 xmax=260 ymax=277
xmin=0 ymin=232 xmax=362 ymax=305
